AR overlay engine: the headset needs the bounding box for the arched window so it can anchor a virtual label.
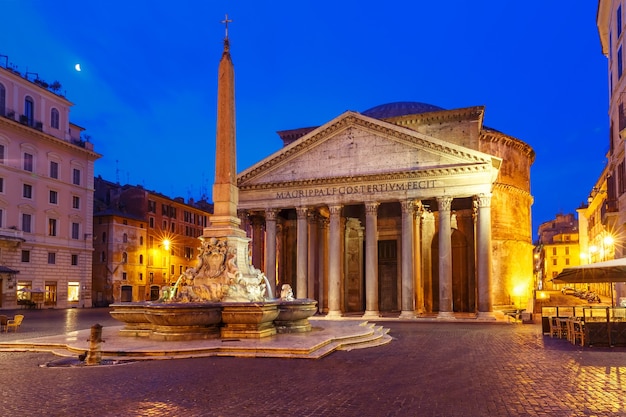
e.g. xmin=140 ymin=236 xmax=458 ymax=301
xmin=102 ymin=232 xmax=106 ymax=243
xmin=100 ymin=251 xmax=106 ymax=262
xmin=122 ymin=252 xmax=128 ymax=263
xmin=50 ymin=108 xmax=59 ymax=129
xmin=24 ymin=96 xmax=34 ymax=125
xmin=123 ymin=233 xmax=128 ymax=243
xmin=139 ymin=254 xmax=144 ymax=264
xmin=0 ymin=83 xmax=5 ymax=117
xmin=139 ymin=236 xmax=144 ymax=245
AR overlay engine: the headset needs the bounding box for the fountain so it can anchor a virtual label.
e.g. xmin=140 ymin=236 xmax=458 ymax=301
xmin=110 ymin=238 xmax=317 ymax=340
xmin=110 ymin=18 xmax=317 ymax=340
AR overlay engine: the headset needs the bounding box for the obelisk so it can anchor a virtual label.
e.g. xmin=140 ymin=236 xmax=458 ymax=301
xmin=210 ymin=14 xmax=245 ymax=237
xmin=203 ymin=15 xmax=251 ymax=276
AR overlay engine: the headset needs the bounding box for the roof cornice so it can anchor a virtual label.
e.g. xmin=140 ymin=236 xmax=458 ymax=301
xmin=480 ymin=129 xmax=535 ymax=162
xmin=0 ymin=117 xmax=101 ymax=160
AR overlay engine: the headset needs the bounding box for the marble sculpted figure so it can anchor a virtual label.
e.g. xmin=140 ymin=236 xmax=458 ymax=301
xmin=160 ymin=237 xmax=271 ymax=303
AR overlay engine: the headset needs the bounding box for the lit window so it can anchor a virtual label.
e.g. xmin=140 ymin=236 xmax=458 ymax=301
xmin=68 ymin=282 xmax=80 ymax=302
xmin=48 ymin=218 xmax=57 ymax=236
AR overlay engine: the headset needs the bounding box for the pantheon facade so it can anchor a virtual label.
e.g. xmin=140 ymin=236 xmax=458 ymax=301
xmin=237 ymin=102 xmax=534 ymax=318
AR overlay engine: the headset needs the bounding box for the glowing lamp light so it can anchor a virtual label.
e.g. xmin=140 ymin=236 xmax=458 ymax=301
xmin=604 ymin=235 xmax=615 ymax=246
xmin=512 ymin=284 xmax=526 ymax=297
xmin=163 ymin=239 xmax=171 ymax=251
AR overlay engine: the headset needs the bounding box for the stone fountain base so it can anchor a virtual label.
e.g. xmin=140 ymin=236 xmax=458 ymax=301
xmin=145 ymin=303 xmax=222 ymax=341
xmin=110 ymin=300 xmax=317 ymax=341
xmin=275 ymin=299 xmax=318 ymax=333
xmin=220 ymin=301 xmax=279 ymax=339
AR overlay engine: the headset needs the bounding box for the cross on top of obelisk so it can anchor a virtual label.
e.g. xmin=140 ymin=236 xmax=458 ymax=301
xmin=221 ymin=14 xmax=232 ymax=39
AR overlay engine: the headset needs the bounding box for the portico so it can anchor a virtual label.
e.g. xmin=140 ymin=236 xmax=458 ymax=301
xmin=236 ymin=107 xmax=520 ymax=317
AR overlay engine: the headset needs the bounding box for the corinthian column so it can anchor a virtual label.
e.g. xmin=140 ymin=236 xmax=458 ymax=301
xmin=264 ymin=208 xmax=278 ymax=297
xmin=363 ymin=202 xmax=380 ymax=319
xmin=437 ymin=196 xmax=454 ymax=319
xmin=327 ymin=205 xmax=343 ymax=317
xmin=475 ymin=194 xmax=494 ymax=319
xmin=296 ymin=207 xmax=309 ymax=299
xmin=399 ymin=200 xmax=415 ymax=318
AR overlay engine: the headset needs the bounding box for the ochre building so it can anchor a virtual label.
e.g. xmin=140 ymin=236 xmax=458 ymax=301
xmin=237 ymin=102 xmax=535 ymax=318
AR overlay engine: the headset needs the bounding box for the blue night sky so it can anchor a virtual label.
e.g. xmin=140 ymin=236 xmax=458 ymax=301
xmin=3 ymin=1 xmax=608 ymax=237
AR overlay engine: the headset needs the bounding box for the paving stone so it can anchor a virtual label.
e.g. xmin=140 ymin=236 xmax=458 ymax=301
xmin=1 ymin=309 xmax=626 ymax=416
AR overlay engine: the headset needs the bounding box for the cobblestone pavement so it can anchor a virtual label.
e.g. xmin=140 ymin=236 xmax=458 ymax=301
xmin=1 ymin=308 xmax=626 ymax=416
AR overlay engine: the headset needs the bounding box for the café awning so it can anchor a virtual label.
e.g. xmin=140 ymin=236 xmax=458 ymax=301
xmin=552 ymin=258 xmax=626 ymax=284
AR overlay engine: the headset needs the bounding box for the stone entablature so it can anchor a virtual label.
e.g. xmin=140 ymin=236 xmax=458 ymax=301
xmin=239 ymin=112 xmax=500 ymax=187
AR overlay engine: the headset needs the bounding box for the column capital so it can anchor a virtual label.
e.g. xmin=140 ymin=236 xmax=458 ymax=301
xmin=364 ymin=202 xmax=380 ymax=215
xmin=437 ymin=196 xmax=453 ymax=212
xmin=328 ymin=205 xmax=343 ymax=216
xmin=400 ymin=199 xmax=415 ymax=214
xmin=237 ymin=209 xmax=249 ymax=220
xmin=474 ymin=193 xmax=492 ymax=208
xmin=296 ymin=206 xmax=308 ymax=219
xmin=265 ymin=208 xmax=278 ymax=221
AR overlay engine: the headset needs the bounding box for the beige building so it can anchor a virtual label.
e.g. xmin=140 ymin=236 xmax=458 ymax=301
xmin=0 ymin=60 xmax=100 ymax=309
xmin=596 ymin=1 xmax=626 ymax=299
xmin=92 ymin=178 xmax=212 ymax=304
xmin=237 ymin=102 xmax=535 ymax=316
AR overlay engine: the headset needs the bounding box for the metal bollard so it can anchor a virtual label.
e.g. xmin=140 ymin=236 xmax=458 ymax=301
xmin=85 ymin=323 xmax=105 ymax=365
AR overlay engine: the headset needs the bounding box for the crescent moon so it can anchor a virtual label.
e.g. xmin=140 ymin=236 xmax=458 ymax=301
xmin=75 ymin=64 xmax=81 ymax=72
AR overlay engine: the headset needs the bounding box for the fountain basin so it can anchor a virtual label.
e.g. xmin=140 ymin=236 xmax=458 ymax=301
xmin=220 ymin=301 xmax=279 ymax=339
xmin=144 ymin=303 xmax=222 ymax=341
xmin=275 ymin=299 xmax=318 ymax=333
xmin=109 ymin=302 xmax=152 ymax=337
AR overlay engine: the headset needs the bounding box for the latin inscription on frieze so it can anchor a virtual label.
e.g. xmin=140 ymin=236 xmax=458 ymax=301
xmin=275 ymin=180 xmax=437 ymax=200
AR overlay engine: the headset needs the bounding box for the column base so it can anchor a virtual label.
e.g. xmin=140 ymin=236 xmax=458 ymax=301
xmin=326 ymin=310 xmax=343 ymax=318
xmin=399 ymin=311 xmax=417 ymax=319
xmin=437 ymin=311 xmax=456 ymax=320
xmin=362 ymin=311 xmax=381 ymax=319
xmin=476 ymin=311 xmax=497 ymax=321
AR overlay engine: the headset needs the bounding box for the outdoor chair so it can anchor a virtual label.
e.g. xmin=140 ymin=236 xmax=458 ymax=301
xmin=0 ymin=315 xmax=7 ymax=332
xmin=549 ymin=317 xmax=560 ymax=338
xmin=571 ymin=319 xmax=585 ymax=347
xmin=6 ymin=315 xmax=24 ymax=332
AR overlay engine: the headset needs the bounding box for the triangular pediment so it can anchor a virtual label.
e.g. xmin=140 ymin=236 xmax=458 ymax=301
xmin=238 ymin=111 xmax=500 ymax=188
